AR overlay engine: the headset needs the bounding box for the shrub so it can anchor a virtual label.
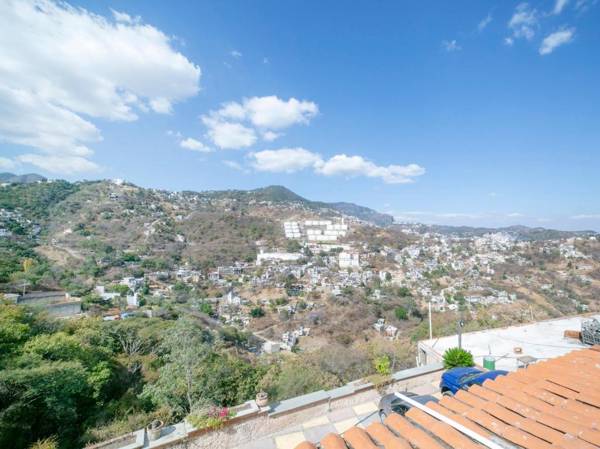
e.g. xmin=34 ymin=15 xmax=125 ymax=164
xmin=443 ymin=347 xmax=474 ymax=369
xmin=28 ymin=438 xmax=57 ymax=449
xmin=394 ymin=306 xmax=408 ymax=321
xmin=187 ymin=406 xmax=234 ymax=430
xmin=373 ymin=355 xmax=391 ymax=375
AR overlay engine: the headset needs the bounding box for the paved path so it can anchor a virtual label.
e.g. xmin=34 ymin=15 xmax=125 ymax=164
xmin=232 ymin=399 xmax=381 ymax=449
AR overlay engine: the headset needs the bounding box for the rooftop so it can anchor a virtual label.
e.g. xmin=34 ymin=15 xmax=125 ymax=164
xmin=418 ymin=313 xmax=600 ymax=371
xmin=294 ymin=346 xmax=600 ymax=449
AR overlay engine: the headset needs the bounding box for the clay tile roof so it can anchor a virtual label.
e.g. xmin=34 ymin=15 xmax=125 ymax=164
xmin=365 ymin=422 xmax=411 ymax=449
xmin=295 ymin=348 xmax=600 ymax=449
xmin=342 ymin=427 xmax=378 ymax=449
xmin=294 ymin=443 xmax=317 ymax=449
xmin=320 ymin=433 xmax=347 ymax=449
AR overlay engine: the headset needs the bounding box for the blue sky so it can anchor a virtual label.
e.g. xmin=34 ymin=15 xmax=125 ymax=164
xmin=1 ymin=0 xmax=599 ymax=230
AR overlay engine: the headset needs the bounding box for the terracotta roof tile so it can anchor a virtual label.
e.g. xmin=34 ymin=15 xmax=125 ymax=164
xmin=455 ymin=389 xmax=489 ymax=409
xmin=295 ymin=349 xmax=600 ymax=449
xmin=320 ymin=433 xmax=347 ymax=449
xmin=365 ymin=422 xmax=411 ymax=449
xmin=439 ymin=395 xmax=472 ymax=414
xmin=405 ymin=407 xmax=484 ymax=449
xmin=384 ymin=413 xmax=446 ymax=449
xmin=294 ymin=443 xmax=317 ymax=449
xmin=464 ymin=408 xmax=554 ymax=449
xmin=483 ymin=402 xmax=564 ymax=444
xmin=342 ymin=427 xmax=378 ymax=449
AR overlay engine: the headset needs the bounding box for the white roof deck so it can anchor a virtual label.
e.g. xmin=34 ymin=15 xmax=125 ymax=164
xmin=418 ymin=314 xmax=600 ymax=371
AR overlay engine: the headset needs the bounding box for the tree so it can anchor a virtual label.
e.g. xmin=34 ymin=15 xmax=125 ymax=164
xmin=140 ymin=319 xmax=211 ymax=417
xmin=394 ymin=306 xmax=408 ymax=321
xmin=199 ymin=302 xmax=213 ymax=316
xmin=250 ymin=307 xmax=265 ymax=318
xmin=286 ymin=240 xmax=302 ymax=253
xmin=442 ymin=347 xmax=474 ymax=369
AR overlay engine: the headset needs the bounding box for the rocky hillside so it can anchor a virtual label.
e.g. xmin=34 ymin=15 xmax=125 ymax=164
xmin=0 ymin=179 xmax=392 ymax=286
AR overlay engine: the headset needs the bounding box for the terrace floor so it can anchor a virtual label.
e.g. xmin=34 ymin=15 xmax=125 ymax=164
xmin=232 ymin=379 xmax=440 ymax=449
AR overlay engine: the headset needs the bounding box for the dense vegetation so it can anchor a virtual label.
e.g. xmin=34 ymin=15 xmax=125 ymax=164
xmin=0 ymin=303 xmax=412 ymax=449
xmin=0 ymin=305 xmax=266 ymax=449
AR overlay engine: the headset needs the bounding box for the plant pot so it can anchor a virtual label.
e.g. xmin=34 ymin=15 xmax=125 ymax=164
xmin=256 ymin=391 xmax=269 ymax=407
xmin=147 ymin=419 xmax=164 ymax=441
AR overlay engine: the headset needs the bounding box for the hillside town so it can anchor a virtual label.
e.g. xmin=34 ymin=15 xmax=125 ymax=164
xmin=6 ymin=180 xmax=597 ymax=359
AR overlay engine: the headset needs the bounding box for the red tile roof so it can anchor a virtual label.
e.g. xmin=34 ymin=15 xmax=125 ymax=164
xmin=294 ymin=346 xmax=600 ymax=449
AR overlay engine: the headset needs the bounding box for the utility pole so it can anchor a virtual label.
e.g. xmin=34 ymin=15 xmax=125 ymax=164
xmin=428 ymin=301 xmax=433 ymax=340
xmin=457 ymin=318 xmax=464 ymax=349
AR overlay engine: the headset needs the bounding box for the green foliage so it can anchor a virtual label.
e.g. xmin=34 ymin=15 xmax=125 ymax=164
xmin=28 ymin=437 xmax=58 ymax=449
xmin=199 ymin=302 xmax=213 ymax=316
xmin=250 ymin=307 xmax=265 ymax=318
xmin=373 ymin=355 xmax=392 ymax=375
xmin=258 ymin=358 xmax=338 ymax=401
xmin=0 ymin=181 xmax=78 ymax=220
xmin=394 ymin=306 xmax=408 ymax=321
xmin=140 ymin=320 xmax=260 ymax=419
xmin=442 ymin=347 xmax=474 ymax=369
xmin=286 ymin=239 xmax=302 ymax=253
xmin=187 ymin=406 xmax=233 ymax=431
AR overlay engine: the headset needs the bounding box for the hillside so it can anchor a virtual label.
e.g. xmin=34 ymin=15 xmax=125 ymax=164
xmin=194 ymin=185 xmax=394 ymax=226
xmin=395 ymin=223 xmax=598 ymax=241
xmin=0 ymin=179 xmax=394 ymax=290
xmin=0 ymin=172 xmax=47 ymax=184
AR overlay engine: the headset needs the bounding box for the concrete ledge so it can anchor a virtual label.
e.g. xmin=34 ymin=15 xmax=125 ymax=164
xmin=90 ymin=363 xmax=444 ymax=449
xmin=391 ymin=362 xmax=443 ymax=381
xmin=85 ymin=429 xmax=144 ymax=449
xmin=268 ymin=362 xmax=443 ymax=418
xmin=269 ymin=390 xmax=329 ymax=417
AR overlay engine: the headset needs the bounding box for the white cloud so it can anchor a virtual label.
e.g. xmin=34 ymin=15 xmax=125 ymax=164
xmin=261 ymin=130 xmax=281 ymax=142
xmin=504 ymin=37 xmax=515 ymax=46
xmin=248 ymin=148 xmax=425 ymax=184
xmin=507 ymin=3 xmax=538 ymax=41
xmin=230 ymin=50 xmax=242 ymax=58
xmin=442 ymin=40 xmax=461 ymax=52
xmin=202 ymin=117 xmax=257 ymax=149
xmin=111 ymin=9 xmax=140 ymax=24
xmin=478 ymin=13 xmax=493 ymax=31
xmin=149 ymin=97 xmax=173 ymax=114
xmin=0 ymin=0 xmax=200 ymax=173
xmin=0 ymin=157 xmax=17 ymax=170
xmin=201 ymin=95 xmax=318 ymax=148
xmin=179 ymin=137 xmax=212 ymax=153
xmin=17 ymin=153 xmax=100 ymax=174
xmin=553 ymin=0 xmax=570 ymax=14
xmin=250 ymin=148 xmax=322 ymax=173
xmin=539 ymin=28 xmax=575 ymax=55
xmin=575 ymin=0 xmax=597 ymax=12
xmin=243 ymin=96 xmax=318 ymax=129
xmin=507 ymin=212 xmax=524 ymax=217
xmin=223 ymin=160 xmax=246 ymax=172
xmin=570 ymin=214 xmax=600 ymax=219
xmin=315 ymin=154 xmax=425 ymax=184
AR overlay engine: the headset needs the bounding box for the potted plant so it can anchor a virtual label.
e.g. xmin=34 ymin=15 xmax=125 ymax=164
xmin=146 ymin=419 xmax=164 ymax=441
xmin=256 ymin=391 xmax=269 ymax=407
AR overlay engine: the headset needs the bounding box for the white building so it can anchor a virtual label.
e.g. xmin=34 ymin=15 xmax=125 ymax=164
xmin=256 ymin=250 xmax=302 ymax=266
xmin=263 ymin=341 xmax=280 ymax=354
xmin=283 ymin=221 xmax=301 ymax=239
xmin=339 ymin=252 xmax=360 ymax=269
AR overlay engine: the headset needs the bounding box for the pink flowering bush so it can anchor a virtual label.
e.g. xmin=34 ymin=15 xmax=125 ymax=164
xmin=188 ymin=406 xmax=235 ymax=431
